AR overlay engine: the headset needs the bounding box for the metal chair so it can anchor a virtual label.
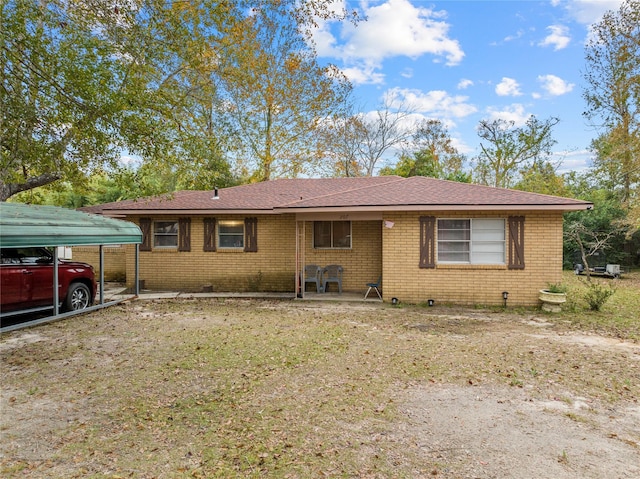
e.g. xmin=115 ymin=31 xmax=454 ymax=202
xmin=322 ymin=264 xmax=343 ymax=294
xmin=364 ymin=276 xmax=382 ymax=300
xmin=304 ymin=265 xmax=322 ymax=293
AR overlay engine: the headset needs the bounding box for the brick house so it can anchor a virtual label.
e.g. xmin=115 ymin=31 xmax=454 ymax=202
xmin=81 ymin=176 xmax=592 ymax=306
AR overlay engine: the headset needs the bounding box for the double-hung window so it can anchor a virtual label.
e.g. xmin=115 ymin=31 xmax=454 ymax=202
xmin=218 ymin=220 xmax=244 ymax=248
xmin=154 ymin=221 xmax=178 ymax=248
xmin=437 ymin=219 xmax=505 ymax=264
xmin=313 ymin=221 xmax=351 ymax=249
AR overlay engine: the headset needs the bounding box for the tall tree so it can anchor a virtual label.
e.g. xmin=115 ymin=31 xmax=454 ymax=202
xmin=513 ymin=160 xmax=568 ymax=196
xmin=583 ymin=0 xmax=640 ymax=208
xmin=1 ymin=1 xmax=134 ymax=200
xmin=216 ymin=0 xmax=353 ymax=182
xmin=473 ymin=115 xmax=559 ymax=188
xmin=412 ymin=119 xmax=466 ymax=178
xmin=322 ymin=100 xmax=415 ymax=177
xmin=317 ymin=112 xmax=365 ymax=177
xmin=2 ymin=0 xmax=353 ymax=200
xmin=0 ymin=0 xmax=230 ymax=201
xmin=379 ymin=119 xmax=470 ymax=182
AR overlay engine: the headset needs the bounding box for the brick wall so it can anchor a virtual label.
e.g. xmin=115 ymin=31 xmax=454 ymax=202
xmin=381 ymin=211 xmax=563 ymax=306
xmin=125 ymin=214 xmax=297 ymax=292
xmin=123 ymin=215 xmax=383 ymax=294
xmin=72 ymin=246 xmax=127 ymax=281
xmin=302 ymin=220 xmax=382 ymax=293
xmin=119 ymin=210 xmax=563 ymax=305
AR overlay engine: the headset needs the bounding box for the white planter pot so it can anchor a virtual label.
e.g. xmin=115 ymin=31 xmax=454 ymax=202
xmin=539 ymin=290 xmax=566 ymax=313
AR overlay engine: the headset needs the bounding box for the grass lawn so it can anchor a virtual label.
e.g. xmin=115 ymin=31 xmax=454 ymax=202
xmin=558 ymin=270 xmax=640 ymax=340
xmin=1 ymin=272 xmax=639 ymax=478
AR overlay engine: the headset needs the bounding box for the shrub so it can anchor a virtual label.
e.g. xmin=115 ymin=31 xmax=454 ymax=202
xmin=583 ymin=280 xmax=616 ymax=311
xmin=546 ymin=282 xmax=567 ymax=293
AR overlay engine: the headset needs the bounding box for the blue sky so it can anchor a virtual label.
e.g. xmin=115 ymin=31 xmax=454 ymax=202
xmin=312 ymin=0 xmax=624 ymax=174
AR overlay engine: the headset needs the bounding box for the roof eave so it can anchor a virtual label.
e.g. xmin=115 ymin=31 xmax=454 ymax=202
xmin=276 ymin=203 xmax=593 ymax=213
xmin=101 ymin=203 xmax=593 ymax=216
xmin=102 ymin=208 xmax=279 ymax=216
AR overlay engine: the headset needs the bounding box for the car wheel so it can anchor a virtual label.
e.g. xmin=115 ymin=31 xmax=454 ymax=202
xmin=65 ymin=283 xmax=91 ymax=311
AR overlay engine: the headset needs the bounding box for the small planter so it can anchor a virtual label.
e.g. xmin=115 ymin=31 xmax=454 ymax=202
xmin=539 ymin=289 xmax=567 ymax=313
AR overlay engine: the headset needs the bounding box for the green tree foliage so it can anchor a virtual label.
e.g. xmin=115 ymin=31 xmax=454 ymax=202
xmin=583 ymin=0 xmax=640 ymax=212
xmin=216 ymin=1 xmax=353 ymax=182
xmin=1 ymin=0 xmax=233 ymax=201
xmin=513 ymin=160 xmax=568 ymax=196
xmin=1 ymin=1 xmax=140 ymax=200
xmin=563 ymin=172 xmax=631 ymax=270
xmin=381 ymin=119 xmax=470 ymax=182
xmin=473 ymin=116 xmax=559 ymax=188
xmin=2 ymin=0 xmax=355 ymax=201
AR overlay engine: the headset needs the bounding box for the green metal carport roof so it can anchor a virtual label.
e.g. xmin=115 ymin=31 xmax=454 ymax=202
xmin=0 ymin=203 xmax=142 ymax=248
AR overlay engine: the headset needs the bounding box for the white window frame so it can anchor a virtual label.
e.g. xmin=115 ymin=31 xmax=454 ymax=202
xmin=153 ymin=221 xmax=178 ymax=248
xmin=313 ymin=221 xmax=352 ymax=249
xmin=218 ymin=220 xmax=244 ymax=249
xmin=437 ymin=218 xmax=505 ymax=265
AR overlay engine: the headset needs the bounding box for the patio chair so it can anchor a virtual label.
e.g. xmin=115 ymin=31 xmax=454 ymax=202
xmin=322 ymin=264 xmax=343 ymax=294
xmin=364 ymin=276 xmax=382 ymax=300
xmin=304 ymin=264 xmax=322 ymax=293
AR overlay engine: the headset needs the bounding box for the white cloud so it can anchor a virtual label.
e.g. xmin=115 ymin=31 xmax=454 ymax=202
xmin=495 ymin=77 xmax=522 ymax=97
xmin=384 ymin=87 xmax=477 ymax=119
xmin=486 ymin=104 xmax=530 ymax=126
xmin=341 ymin=64 xmax=386 ymax=85
xmin=503 ymin=29 xmax=525 ymax=43
xmin=400 ymin=68 xmax=414 ymax=79
xmin=559 ymin=0 xmax=624 ymax=24
xmin=555 ymin=148 xmax=594 ymax=173
xmin=537 ymin=74 xmax=575 ymax=96
xmin=313 ymin=0 xmax=464 ymax=84
xmin=539 ymin=25 xmax=571 ymax=50
xmin=457 ymin=79 xmax=473 ymax=90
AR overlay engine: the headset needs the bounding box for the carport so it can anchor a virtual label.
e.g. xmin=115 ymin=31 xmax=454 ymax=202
xmin=0 ymin=203 xmax=142 ymax=332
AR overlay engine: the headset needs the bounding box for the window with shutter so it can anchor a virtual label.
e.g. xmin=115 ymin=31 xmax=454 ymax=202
xmin=419 ymin=216 xmax=436 ymax=268
xmin=178 ymin=217 xmax=191 ymax=252
xmin=203 ymin=218 xmax=217 ymax=252
xmin=139 ymin=218 xmax=152 ymax=251
xmin=244 ymin=217 xmax=258 ymax=252
xmin=508 ymin=216 xmax=525 ymax=269
xmin=436 ymin=218 xmax=505 ymax=264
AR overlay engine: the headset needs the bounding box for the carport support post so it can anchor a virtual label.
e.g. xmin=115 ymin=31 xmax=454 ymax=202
xmin=53 ymin=247 xmax=59 ymax=316
xmin=135 ymin=244 xmax=140 ymax=296
xmin=99 ymin=245 xmax=105 ymax=304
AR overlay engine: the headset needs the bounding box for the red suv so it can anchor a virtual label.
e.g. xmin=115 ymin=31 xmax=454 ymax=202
xmin=1 ymin=247 xmax=97 ymax=314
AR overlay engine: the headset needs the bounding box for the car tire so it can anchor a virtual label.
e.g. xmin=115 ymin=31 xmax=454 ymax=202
xmin=65 ymin=283 xmax=91 ymax=311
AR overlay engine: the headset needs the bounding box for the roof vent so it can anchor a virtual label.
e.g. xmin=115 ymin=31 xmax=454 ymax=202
xmin=212 ymin=187 xmax=219 ymax=200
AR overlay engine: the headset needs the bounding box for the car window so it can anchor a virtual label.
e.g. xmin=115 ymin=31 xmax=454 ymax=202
xmin=0 ymin=248 xmax=52 ymax=264
xmin=1 ymin=248 xmax=22 ymax=264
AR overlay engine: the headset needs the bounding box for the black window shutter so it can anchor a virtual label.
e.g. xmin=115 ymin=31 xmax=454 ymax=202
xmin=139 ymin=217 xmax=152 ymax=251
xmin=508 ymin=216 xmax=525 ymax=269
xmin=178 ymin=217 xmax=191 ymax=252
xmin=203 ymin=218 xmax=217 ymax=252
xmin=419 ymin=216 xmax=436 ymax=268
xmin=244 ymin=217 xmax=258 ymax=252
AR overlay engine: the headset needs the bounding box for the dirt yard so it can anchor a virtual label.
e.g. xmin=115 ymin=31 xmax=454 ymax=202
xmin=1 ymin=297 xmax=639 ymax=478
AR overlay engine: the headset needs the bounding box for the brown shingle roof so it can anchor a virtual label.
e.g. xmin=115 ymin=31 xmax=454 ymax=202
xmin=281 ymin=176 xmax=589 ymax=209
xmin=89 ymin=176 xmax=591 ymax=214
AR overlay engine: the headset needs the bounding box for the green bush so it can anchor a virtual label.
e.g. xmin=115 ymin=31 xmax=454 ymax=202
xmin=583 ymin=280 xmax=616 ymax=311
xmin=546 ymin=282 xmax=567 ymax=293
